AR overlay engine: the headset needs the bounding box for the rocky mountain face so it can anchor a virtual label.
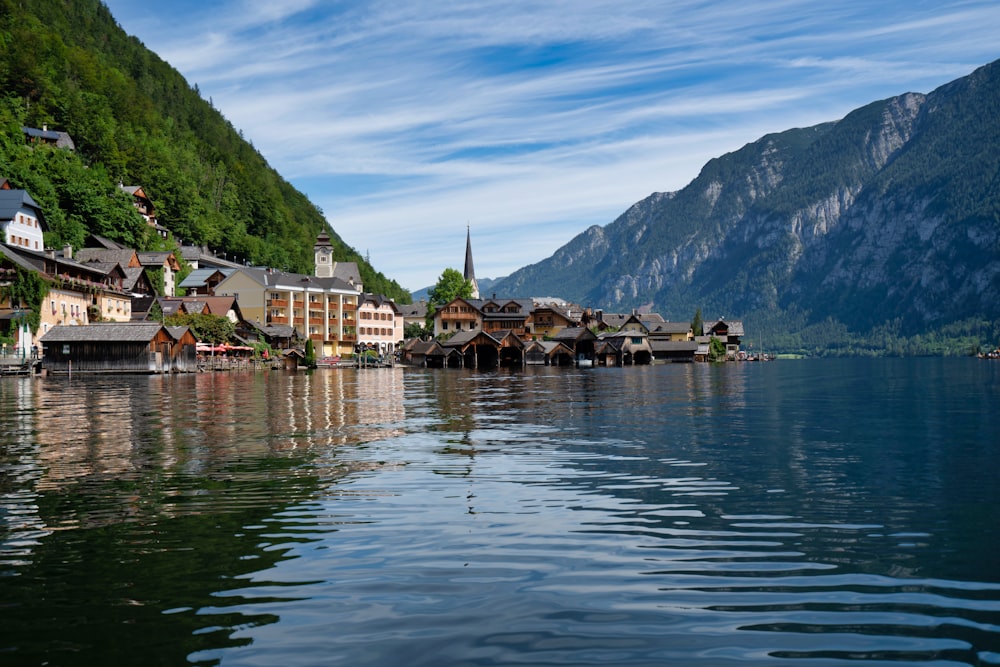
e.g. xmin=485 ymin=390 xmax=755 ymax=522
xmin=493 ymin=59 xmax=1000 ymax=335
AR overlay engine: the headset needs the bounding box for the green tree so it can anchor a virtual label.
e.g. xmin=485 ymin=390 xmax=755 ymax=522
xmin=404 ymin=321 xmax=428 ymax=340
xmin=304 ymin=337 xmax=316 ymax=368
xmin=709 ymin=336 xmax=727 ymax=361
xmin=691 ymin=308 xmax=703 ymax=337
xmin=164 ymin=312 xmax=234 ymax=343
xmin=426 ymin=267 xmax=473 ymax=328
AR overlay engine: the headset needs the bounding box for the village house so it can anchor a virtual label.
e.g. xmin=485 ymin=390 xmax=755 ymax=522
xmin=702 ymin=318 xmax=745 ymax=360
xmin=433 ymin=297 xmax=483 ymax=336
xmin=480 ymin=297 xmax=533 ymax=338
xmin=21 ymin=125 xmax=75 ymax=151
xmin=357 ymin=293 xmax=404 ymax=354
xmin=211 ymin=233 xmax=403 ymax=358
xmin=178 ymin=267 xmax=237 ymax=296
xmin=397 ymin=300 xmax=428 ymax=333
xmin=119 ymin=184 xmax=170 ymax=240
xmin=646 ymin=321 xmax=698 ymax=362
xmin=528 ymin=302 xmax=579 ymax=338
xmin=0 ymin=188 xmax=46 ymax=252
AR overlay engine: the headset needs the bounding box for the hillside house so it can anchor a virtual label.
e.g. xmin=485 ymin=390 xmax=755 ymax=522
xmin=119 ymin=184 xmax=169 ymax=239
xmin=0 ymin=189 xmax=46 ymax=252
xmin=21 ymin=125 xmax=75 ymax=150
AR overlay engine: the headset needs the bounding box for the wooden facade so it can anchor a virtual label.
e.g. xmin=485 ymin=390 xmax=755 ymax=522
xmin=40 ymin=323 xmax=197 ymax=374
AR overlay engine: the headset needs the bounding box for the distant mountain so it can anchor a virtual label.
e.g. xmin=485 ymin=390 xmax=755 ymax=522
xmin=493 ymin=59 xmax=1000 ymax=340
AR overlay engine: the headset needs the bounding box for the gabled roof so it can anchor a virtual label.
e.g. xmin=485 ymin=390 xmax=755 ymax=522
xmin=408 ymin=339 xmax=445 ymax=356
xmin=552 ymin=327 xmax=597 ymax=342
xmin=22 ymin=126 xmax=75 ymax=150
xmin=525 ymin=340 xmax=574 ymax=356
xmin=179 ymin=267 xmax=236 ymax=288
xmin=136 ymin=251 xmax=177 ymax=269
xmin=397 ymin=301 xmax=427 ymax=318
xmin=74 ymin=247 xmax=138 ymax=268
xmin=647 ymin=321 xmax=692 ymax=335
xmin=0 ymin=243 xmax=45 ymax=273
xmin=360 ymin=293 xmax=401 ymax=312
xmin=86 ymin=235 xmax=124 ymax=250
xmin=219 ymin=266 xmax=357 ymax=292
xmin=164 ymin=325 xmax=195 ymax=342
xmin=0 ymin=189 xmax=46 ymax=226
xmin=703 ymin=319 xmax=745 ymax=337
xmin=122 ymin=266 xmax=148 ymax=291
xmin=40 ymin=323 xmax=165 ymax=343
xmin=441 ymin=329 xmax=483 ymax=347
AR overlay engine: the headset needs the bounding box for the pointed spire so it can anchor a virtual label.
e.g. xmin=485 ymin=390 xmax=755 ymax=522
xmin=464 ymin=225 xmax=479 ymax=299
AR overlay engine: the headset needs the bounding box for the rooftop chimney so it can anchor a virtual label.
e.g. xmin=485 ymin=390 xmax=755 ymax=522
xmin=63 ymin=244 xmax=72 ymax=260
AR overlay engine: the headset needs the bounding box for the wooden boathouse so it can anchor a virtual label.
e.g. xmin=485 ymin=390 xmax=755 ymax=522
xmin=40 ymin=323 xmax=198 ymax=374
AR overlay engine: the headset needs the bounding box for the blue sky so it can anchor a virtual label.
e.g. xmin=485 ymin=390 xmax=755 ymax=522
xmin=101 ymin=0 xmax=1000 ymax=292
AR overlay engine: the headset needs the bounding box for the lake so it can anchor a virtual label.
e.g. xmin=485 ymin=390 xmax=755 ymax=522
xmin=1 ymin=358 xmax=999 ymax=666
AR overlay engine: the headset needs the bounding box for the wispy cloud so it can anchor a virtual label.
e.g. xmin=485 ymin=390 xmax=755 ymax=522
xmin=105 ymin=0 xmax=1000 ymax=291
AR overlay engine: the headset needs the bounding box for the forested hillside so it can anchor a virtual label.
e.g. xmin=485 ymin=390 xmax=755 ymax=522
xmin=0 ymin=0 xmax=409 ymax=302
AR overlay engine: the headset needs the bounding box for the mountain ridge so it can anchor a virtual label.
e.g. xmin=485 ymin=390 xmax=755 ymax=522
xmin=492 ymin=59 xmax=1000 ymax=341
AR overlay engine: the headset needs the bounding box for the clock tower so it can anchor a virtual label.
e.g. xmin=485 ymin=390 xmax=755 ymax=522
xmin=314 ymin=230 xmax=334 ymax=278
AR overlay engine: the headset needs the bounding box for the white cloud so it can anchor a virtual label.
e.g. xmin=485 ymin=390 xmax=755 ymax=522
xmin=103 ymin=0 xmax=1000 ymax=290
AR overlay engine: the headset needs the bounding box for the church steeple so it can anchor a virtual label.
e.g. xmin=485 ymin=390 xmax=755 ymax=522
xmin=464 ymin=225 xmax=479 ymax=299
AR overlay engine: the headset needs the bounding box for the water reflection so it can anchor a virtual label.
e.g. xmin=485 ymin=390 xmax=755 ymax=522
xmin=1 ymin=361 xmax=999 ymax=666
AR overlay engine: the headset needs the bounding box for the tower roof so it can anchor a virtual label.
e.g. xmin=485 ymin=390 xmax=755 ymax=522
xmin=464 ymin=226 xmax=479 ymax=299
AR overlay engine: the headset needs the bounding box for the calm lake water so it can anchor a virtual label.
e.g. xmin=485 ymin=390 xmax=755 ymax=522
xmin=1 ymin=358 xmax=999 ymax=666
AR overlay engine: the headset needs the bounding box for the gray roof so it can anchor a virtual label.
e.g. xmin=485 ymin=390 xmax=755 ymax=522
xmin=0 ymin=189 xmax=45 ymax=225
xmin=136 ymin=251 xmax=173 ymax=267
xmin=40 ymin=323 xmax=166 ymax=343
xmin=179 ymin=267 xmax=236 ymax=288
xmin=441 ymin=330 xmax=483 ymax=347
xmin=74 ymin=247 xmax=135 ymax=267
xmin=703 ymin=319 xmax=745 ymax=337
xmin=22 ymin=126 xmax=75 ymax=150
xmin=647 ymin=321 xmax=692 ymax=335
xmin=552 ymin=327 xmax=597 ymax=342
xmin=222 ymin=266 xmax=357 ymax=292
xmin=0 ymin=243 xmax=44 ymax=273
xmin=398 ymin=301 xmax=428 ymax=318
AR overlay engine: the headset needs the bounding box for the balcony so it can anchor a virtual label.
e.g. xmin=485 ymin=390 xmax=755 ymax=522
xmin=293 ymin=317 xmax=305 ymax=325
xmin=341 ymin=333 xmax=356 ymax=342
xmin=341 ymin=303 xmax=357 ymax=312
xmin=268 ymin=316 xmax=289 ymax=325
xmin=266 ymin=298 xmax=288 ymax=308
xmin=309 ymin=334 xmax=324 ymax=341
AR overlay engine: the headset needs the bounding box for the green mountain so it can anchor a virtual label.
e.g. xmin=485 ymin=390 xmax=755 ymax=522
xmin=0 ymin=0 xmax=409 ymax=302
xmin=493 ymin=59 xmax=1000 ymax=352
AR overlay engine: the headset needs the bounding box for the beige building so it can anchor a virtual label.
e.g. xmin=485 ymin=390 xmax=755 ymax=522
xmin=213 ymin=233 xmax=393 ymax=357
xmin=214 ymin=267 xmax=361 ymax=357
xmin=357 ymin=294 xmax=404 ymax=353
